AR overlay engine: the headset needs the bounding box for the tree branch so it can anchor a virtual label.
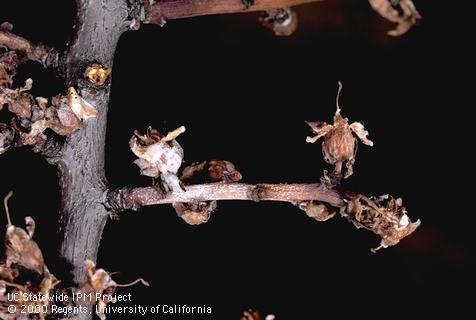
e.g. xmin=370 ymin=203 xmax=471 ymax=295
xmin=140 ymin=0 xmax=321 ymax=23
xmin=107 ymin=183 xmax=344 ymax=212
xmin=0 ymin=27 xmax=59 ymax=68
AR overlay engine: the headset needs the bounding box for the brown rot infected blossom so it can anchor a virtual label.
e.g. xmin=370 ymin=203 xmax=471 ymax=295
xmin=341 ymin=194 xmax=421 ymax=252
xmin=259 ymin=8 xmax=297 ymax=37
xmin=1 ymin=77 xmax=97 ymax=148
xmin=298 ymin=201 xmax=336 ymax=222
xmin=130 ymin=126 xmax=186 ymax=192
xmin=368 ymin=0 xmax=421 ymax=36
xmin=173 ymin=200 xmax=217 ymax=225
xmin=77 ymin=260 xmax=149 ymax=320
xmin=1 ymin=192 xmax=60 ymax=320
xmin=306 ymin=81 xmax=373 ymax=179
xmin=84 ymin=63 xmax=112 ymax=86
xmin=181 ymin=160 xmax=242 ymax=184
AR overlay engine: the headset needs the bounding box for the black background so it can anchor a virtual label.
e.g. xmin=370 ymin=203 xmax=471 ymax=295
xmin=1 ymin=1 xmax=472 ymax=319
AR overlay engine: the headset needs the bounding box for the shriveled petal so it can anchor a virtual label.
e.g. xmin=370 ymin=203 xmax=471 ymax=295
xmin=161 ymin=126 xmax=186 ymax=142
xmin=67 ymin=87 xmax=98 ymax=121
xmin=349 ymin=121 xmax=374 ymax=146
xmin=305 ymin=121 xmax=333 ymax=144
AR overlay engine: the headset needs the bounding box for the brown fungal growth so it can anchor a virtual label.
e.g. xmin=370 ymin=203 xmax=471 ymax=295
xmin=84 ymin=64 xmax=112 ymax=86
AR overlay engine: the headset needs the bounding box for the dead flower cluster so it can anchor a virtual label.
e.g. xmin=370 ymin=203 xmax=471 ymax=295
xmin=0 ymin=72 xmax=97 ymax=148
xmin=76 ymin=260 xmax=149 ymax=320
xmin=130 ymin=126 xmax=186 ymax=192
xmin=1 ymin=192 xmax=60 ymax=320
xmin=342 ymin=194 xmax=421 ymax=252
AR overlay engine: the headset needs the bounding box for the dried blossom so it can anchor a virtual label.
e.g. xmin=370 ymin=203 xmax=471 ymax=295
xmin=77 ymin=260 xmax=148 ymax=320
xmin=130 ymin=126 xmax=186 ymax=192
xmin=1 ymin=192 xmax=59 ymax=320
xmin=1 ymin=78 xmax=98 ymax=149
xmin=0 ymin=78 xmax=34 ymax=118
xmin=3 ymin=192 xmax=45 ymax=274
xmin=181 ymin=160 xmax=242 ymax=184
xmin=341 ymin=194 xmax=421 ymax=252
xmin=209 ymin=160 xmax=243 ymax=182
xmin=173 ymin=201 xmax=217 ymax=225
xmin=306 ymin=82 xmax=373 ymax=179
xmin=298 ymin=201 xmax=336 ymax=222
xmin=259 ymin=8 xmax=298 ymax=37
xmin=84 ymin=63 xmax=111 ymax=86
xmin=369 ymin=0 xmax=421 ymax=36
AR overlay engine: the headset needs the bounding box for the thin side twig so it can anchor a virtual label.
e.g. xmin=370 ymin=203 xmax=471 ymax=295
xmin=0 ymin=29 xmax=59 ymax=68
xmin=107 ymin=183 xmax=344 ymax=211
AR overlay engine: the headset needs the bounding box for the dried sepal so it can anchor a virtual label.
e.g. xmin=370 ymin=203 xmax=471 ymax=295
xmin=84 ymin=63 xmax=111 ymax=86
xmin=130 ymin=126 xmax=186 ymax=192
xmin=180 ymin=161 xmax=207 ymax=182
xmin=67 ymin=87 xmax=98 ymax=121
xmin=259 ymin=8 xmax=298 ymax=37
xmin=341 ymin=194 xmax=421 ymax=252
xmin=306 ymin=82 xmax=373 ymax=179
xmin=369 ymin=0 xmax=421 ymax=36
xmin=173 ymin=201 xmax=217 ymax=225
xmin=298 ymin=201 xmax=336 ymax=222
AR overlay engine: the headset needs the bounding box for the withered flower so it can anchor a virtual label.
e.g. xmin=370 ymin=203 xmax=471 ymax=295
xmin=181 ymin=160 xmax=242 ymax=184
xmin=209 ymin=160 xmax=242 ymax=183
xmin=306 ymin=81 xmax=373 ymax=179
xmin=3 ymin=191 xmax=45 ymax=275
xmin=342 ymin=194 xmax=421 ymax=252
xmin=78 ymin=260 xmax=148 ymax=320
xmin=173 ymin=201 xmax=217 ymax=225
xmin=130 ymin=126 xmax=186 ymax=192
xmin=298 ymin=201 xmax=336 ymax=222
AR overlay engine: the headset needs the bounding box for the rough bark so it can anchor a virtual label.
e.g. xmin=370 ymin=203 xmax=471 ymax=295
xmin=56 ymin=0 xmax=128 ymax=290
